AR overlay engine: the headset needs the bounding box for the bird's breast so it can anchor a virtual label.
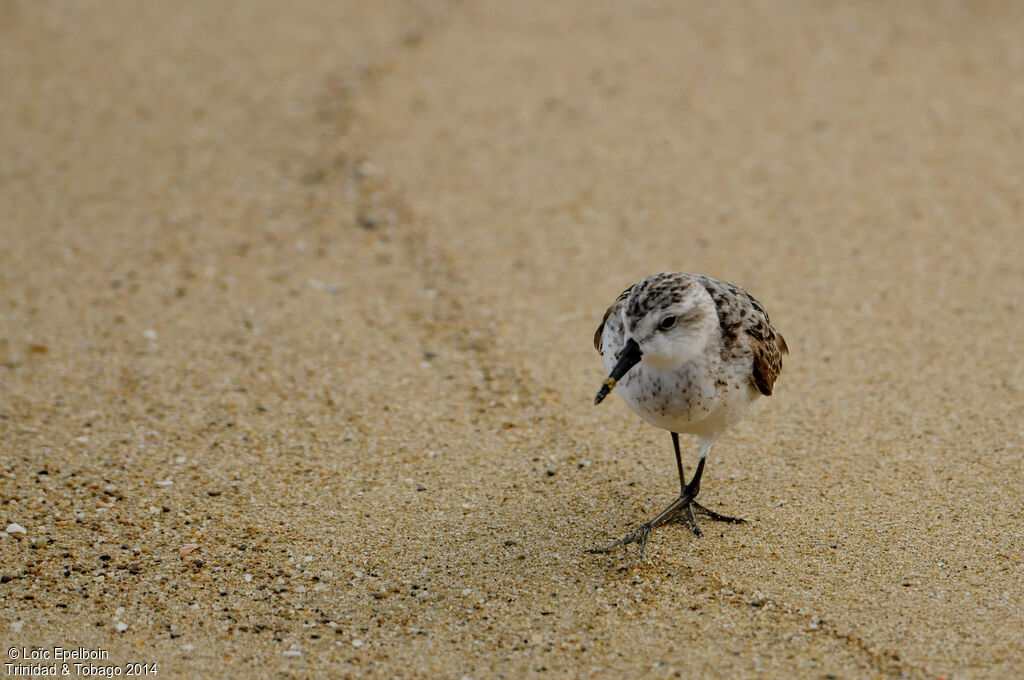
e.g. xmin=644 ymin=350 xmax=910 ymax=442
xmin=614 ymin=357 xmax=757 ymax=434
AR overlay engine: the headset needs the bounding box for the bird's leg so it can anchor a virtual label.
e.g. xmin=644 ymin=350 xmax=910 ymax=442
xmin=664 ymin=455 xmax=746 ymax=532
xmin=588 ymin=434 xmax=744 ymax=558
xmin=669 ymin=433 xmax=746 ymax=530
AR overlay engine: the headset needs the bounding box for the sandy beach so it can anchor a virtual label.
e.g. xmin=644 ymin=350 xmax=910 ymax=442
xmin=2 ymin=1 xmax=1023 ymax=677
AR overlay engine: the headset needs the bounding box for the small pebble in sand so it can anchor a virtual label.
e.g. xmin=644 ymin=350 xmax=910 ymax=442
xmin=351 ymin=639 xmax=364 ymax=648
xmin=6 ymin=523 xmax=27 ymax=535
xmin=116 ymin=621 xmax=128 ymax=633
xmin=155 ymin=479 xmax=174 ymax=487
xmin=180 ymin=544 xmax=200 ymax=556
xmin=283 ymin=649 xmax=303 ymax=657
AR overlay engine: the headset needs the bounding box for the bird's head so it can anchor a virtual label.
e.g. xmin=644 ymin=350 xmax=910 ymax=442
xmin=594 ymin=275 xmax=717 ymax=404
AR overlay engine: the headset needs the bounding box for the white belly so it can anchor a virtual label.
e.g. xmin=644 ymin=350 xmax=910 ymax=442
xmin=609 ymin=354 xmax=760 ymax=437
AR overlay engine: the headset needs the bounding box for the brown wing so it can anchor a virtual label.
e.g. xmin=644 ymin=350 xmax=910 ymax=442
xmin=750 ymin=330 xmax=787 ymax=396
xmin=593 ymin=285 xmax=633 ymax=354
xmin=698 ymin=275 xmax=788 ymax=397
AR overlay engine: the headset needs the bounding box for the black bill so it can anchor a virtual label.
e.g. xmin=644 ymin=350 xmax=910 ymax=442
xmin=594 ymin=338 xmax=642 ymax=405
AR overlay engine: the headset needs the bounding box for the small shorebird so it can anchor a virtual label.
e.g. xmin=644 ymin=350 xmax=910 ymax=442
xmin=589 ymin=272 xmax=788 ymax=558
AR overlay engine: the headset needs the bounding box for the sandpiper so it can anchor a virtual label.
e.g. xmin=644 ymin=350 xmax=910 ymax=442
xmin=589 ymin=272 xmax=788 ymax=558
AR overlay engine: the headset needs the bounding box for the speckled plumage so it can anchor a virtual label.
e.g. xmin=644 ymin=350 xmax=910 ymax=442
xmin=589 ymin=272 xmax=788 ymax=558
xmin=595 ymin=273 xmax=786 ymax=430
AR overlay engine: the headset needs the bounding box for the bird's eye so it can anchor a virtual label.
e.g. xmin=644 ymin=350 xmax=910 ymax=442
xmin=659 ymin=316 xmax=677 ymax=330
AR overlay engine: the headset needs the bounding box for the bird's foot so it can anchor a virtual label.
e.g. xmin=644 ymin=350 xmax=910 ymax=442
xmin=587 ymin=495 xmax=745 ymax=558
xmin=586 ymin=521 xmax=656 ymax=558
xmin=684 ymin=501 xmax=746 ymax=532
